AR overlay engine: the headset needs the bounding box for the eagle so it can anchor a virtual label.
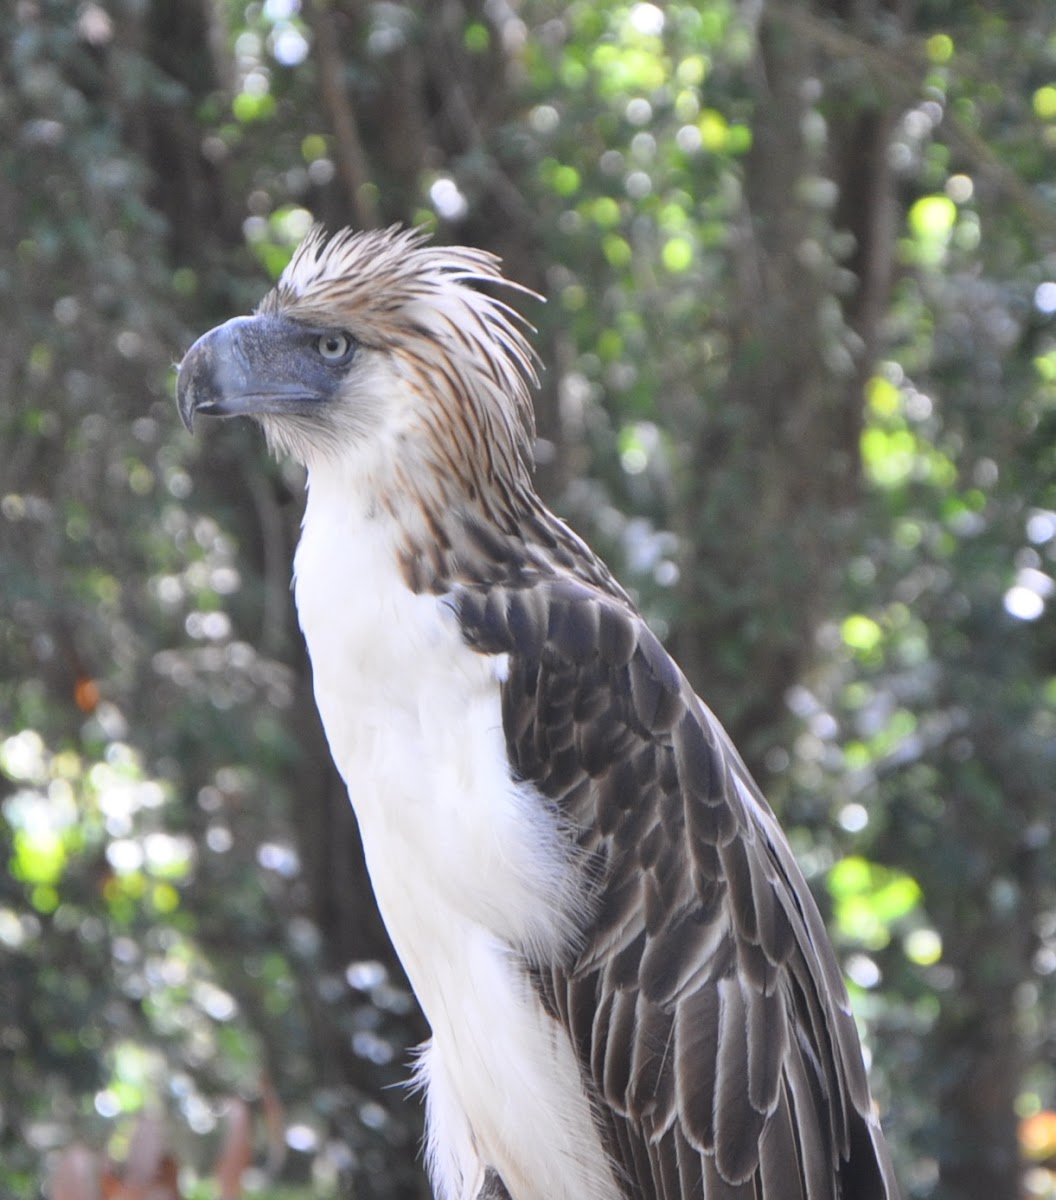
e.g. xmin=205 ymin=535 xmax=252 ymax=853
xmin=177 ymin=225 xmax=899 ymax=1200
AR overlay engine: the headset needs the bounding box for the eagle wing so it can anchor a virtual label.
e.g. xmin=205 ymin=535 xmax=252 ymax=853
xmin=455 ymin=575 xmax=898 ymax=1200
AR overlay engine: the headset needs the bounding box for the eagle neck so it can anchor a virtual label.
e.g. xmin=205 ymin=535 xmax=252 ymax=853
xmin=414 ymin=484 xmax=630 ymax=603
xmin=301 ymin=447 xmax=626 ymax=605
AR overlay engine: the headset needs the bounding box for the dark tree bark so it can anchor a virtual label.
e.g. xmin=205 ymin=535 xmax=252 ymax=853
xmin=673 ymin=0 xmax=908 ymax=770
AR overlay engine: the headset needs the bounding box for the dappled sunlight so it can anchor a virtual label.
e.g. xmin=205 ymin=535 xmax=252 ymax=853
xmin=3 ymin=0 xmax=1055 ymax=1196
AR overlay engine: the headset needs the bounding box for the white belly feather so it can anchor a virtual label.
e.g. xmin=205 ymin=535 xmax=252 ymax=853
xmin=293 ymin=484 xmax=618 ymax=1200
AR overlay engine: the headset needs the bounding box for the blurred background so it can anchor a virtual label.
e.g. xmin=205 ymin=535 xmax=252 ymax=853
xmin=2 ymin=1 xmax=1055 ymax=1197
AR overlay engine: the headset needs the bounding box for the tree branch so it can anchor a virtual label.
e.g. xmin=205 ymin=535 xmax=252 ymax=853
xmin=307 ymin=0 xmax=380 ymax=229
xmin=774 ymin=5 xmax=1056 ymax=238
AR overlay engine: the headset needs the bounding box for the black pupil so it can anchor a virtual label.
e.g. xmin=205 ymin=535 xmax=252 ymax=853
xmin=322 ymin=335 xmax=346 ymax=356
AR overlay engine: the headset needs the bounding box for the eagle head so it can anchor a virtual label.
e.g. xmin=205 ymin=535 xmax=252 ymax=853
xmin=177 ymin=225 xmax=539 ymax=485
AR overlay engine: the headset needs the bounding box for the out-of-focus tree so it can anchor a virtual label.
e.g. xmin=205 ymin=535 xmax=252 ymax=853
xmin=1 ymin=2 xmax=1054 ymax=1198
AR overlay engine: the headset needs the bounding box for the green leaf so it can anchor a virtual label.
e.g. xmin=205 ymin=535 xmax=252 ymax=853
xmin=589 ymin=196 xmax=621 ymax=228
xmin=904 ymin=928 xmax=943 ymax=965
xmin=865 ymin=375 xmax=901 ymax=418
xmin=926 ymin=33 xmax=954 ymax=64
xmin=841 ymin=614 xmax=883 ymax=655
xmin=698 ymin=109 xmax=728 ymax=152
xmin=1033 ymin=86 xmax=1056 ymax=121
xmin=907 ymin=195 xmax=957 ymax=265
xmin=828 ymin=856 xmax=924 ymax=950
xmin=661 ymin=237 xmax=693 ymax=272
xmin=11 ymin=828 xmax=66 ymax=885
xmin=602 ymin=234 xmax=632 ymax=268
xmin=464 ymin=21 xmax=490 ymax=53
xmin=232 ymin=91 xmax=276 ymax=123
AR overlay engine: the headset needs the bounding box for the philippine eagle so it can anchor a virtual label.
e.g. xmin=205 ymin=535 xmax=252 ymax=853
xmin=177 ymin=226 xmax=899 ymax=1200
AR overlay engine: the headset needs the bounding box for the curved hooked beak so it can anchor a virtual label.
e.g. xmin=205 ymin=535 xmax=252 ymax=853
xmin=176 ymin=315 xmax=337 ymax=432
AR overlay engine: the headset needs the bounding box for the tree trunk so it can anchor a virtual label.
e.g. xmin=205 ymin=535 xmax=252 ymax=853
xmin=673 ymin=1 xmax=903 ymax=775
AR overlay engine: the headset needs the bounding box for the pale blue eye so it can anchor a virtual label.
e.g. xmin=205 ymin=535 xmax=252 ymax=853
xmin=317 ymin=332 xmax=353 ymax=361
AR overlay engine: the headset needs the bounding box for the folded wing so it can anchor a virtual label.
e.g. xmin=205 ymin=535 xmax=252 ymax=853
xmin=456 ymin=576 xmax=898 ymax=1200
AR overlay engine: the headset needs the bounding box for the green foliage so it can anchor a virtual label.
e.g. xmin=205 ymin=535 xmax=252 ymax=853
xmin=2 ymin=1 xmax=1055 ymax=1198
xmin=827 ymin=855 xmax=923 ymax=952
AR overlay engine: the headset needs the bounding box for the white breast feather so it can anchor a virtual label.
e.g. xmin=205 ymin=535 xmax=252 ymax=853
xmin=293 ymin=459 xmax=619 ymax=1200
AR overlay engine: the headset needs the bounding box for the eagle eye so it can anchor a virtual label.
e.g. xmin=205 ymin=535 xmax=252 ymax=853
xmin=315 ymin=332 xmax=355 ymax=363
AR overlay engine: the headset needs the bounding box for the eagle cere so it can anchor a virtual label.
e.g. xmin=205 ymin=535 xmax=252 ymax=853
xmin=177 ymin=225 xmax=899 ymax=1200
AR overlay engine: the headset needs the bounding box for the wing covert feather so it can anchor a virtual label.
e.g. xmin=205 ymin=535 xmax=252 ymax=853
xmin=454 ymin=579 xmax=898 ymax=1200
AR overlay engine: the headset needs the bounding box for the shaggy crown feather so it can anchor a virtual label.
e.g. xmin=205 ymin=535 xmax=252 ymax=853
xmin=259 ymin=225 xmax=541 ymax=489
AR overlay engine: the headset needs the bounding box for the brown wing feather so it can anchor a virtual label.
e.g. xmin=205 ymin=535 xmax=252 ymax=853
xmin=455 ymin=577 xmax=899 ymax=1200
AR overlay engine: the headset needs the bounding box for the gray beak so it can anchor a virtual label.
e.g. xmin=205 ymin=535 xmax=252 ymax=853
xmin=176 ymin=315 xmax=339 ymax=432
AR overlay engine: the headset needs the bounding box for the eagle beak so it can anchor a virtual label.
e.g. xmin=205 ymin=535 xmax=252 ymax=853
xmin=176 ymin=315 xmax=328 ymax=433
